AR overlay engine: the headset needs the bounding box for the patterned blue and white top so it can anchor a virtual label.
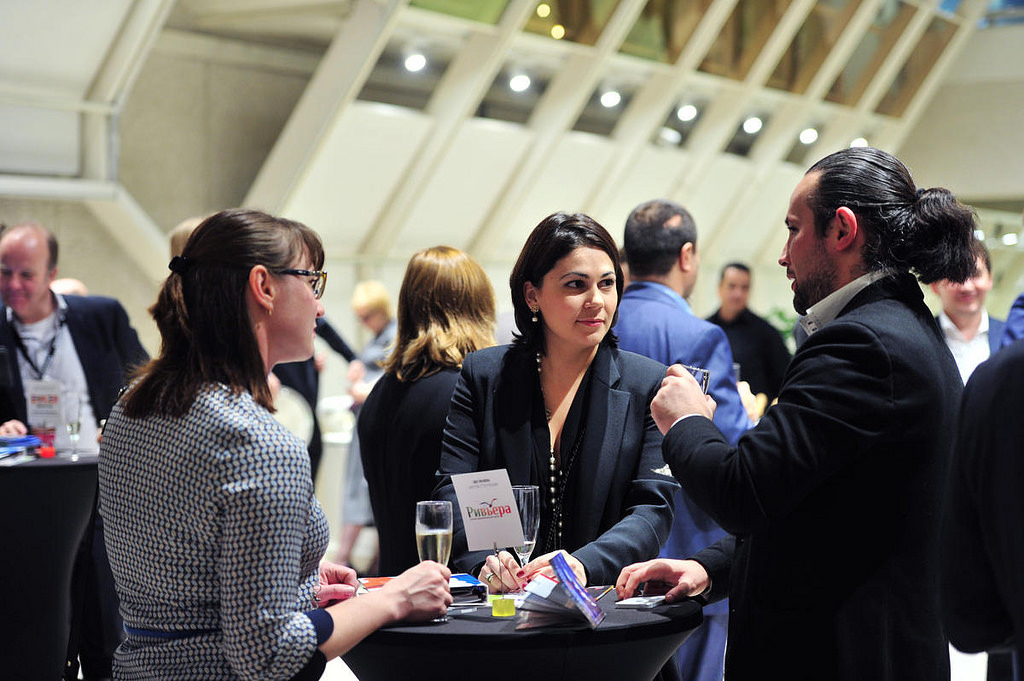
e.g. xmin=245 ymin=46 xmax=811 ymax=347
xmin=99 ymin=384 xmax=329 ymax=680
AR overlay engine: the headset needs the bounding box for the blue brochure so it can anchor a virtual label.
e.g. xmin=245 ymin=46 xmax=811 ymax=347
xmin=550 ymin=552 xmax=606 ymax=628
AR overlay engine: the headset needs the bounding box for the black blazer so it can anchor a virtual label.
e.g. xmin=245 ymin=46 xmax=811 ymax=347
xmin=0 ymin=295 xmax=148 ymax=426
xmin=669 ymin=272 xmax=961 ymax=681
xmin=358 ymin=368 xmax=461 ymax=576
xmin=435 ymin=343 xmax=678 ymax=585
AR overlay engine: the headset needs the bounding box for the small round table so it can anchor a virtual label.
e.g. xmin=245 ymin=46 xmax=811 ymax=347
xmin=343 ymin=596 xmax=702 ymax=681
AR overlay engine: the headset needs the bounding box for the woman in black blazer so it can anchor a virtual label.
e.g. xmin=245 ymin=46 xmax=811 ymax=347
xmin=358 ymin=246 xmax=496 ymax=576
xmin=436 ymin=213 xmax=678 ymax=591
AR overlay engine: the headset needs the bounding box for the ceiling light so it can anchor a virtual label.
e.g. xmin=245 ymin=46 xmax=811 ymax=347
xmin=974 ymin=229 xmax=986 ymax=241
xmin=658 ymin=127 xmax=682 ymax=145
xmin=551 ymin=24 xmax=566 ymax=39
xmin=742 ymin=117 xmax=763 ymax=135
xmin=509 ymin=74 xmax=531 ymax=93
xmin=1002 ymin=233 xmax=1018 ymax=246
xmin=676 ymin=104 xmax=697 ymax=122
xmin=404 ymin=53 xmax=427 ymax=73
xmin=799 ymin=127 xmax=818 ymax=145
xmin=536 ymin=3 xmax=551 ymax=18
xmin=600 ymin=90 xmax=621 ymax=108
xmin=850 ymin=137 xmax=869 ymax=148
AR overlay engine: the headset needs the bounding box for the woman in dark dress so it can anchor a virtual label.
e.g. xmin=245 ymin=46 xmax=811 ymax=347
xmin=435 ymin=213 xmax=678 ymax=592
xmin=358 ymin=246 xmax=496 ymax=576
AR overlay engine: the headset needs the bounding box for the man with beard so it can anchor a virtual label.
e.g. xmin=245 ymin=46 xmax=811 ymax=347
xmin=617 ymin=147 xmax=975 ymax=681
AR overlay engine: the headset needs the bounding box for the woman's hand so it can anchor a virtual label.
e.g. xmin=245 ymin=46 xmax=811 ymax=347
xmin=521 ymin=550 xmax=587 ymax=586
xmin=478 ymin=550 xmax=526 ymax=593
xmin=316 ymin=560 xmax=359 ymax=607
xmin=0 ymin=419 xmax=27 ymax=436
xmin=615 ymin=559 xmax=709 ymax=603
xmin=382 ymin=561 xmax=452 ymax=622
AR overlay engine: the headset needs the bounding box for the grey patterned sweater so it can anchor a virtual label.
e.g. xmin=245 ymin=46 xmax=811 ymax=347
xmin=99 ymin=384 xmax=328 ymax=680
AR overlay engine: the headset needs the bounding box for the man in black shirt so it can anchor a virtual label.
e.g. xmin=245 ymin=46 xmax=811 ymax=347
xmin=707 ymin=263 xmax=790 ymax=405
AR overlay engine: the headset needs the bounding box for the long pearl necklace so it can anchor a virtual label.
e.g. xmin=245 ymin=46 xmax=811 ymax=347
xmin=537 ymin=352 xmax=561 ymax=544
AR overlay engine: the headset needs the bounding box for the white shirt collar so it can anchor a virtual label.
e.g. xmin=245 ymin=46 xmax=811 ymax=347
xmin=799 ymin=270 xmax=892 ymax=338
xmin=937 ymin=309 xmax=989 ymax=343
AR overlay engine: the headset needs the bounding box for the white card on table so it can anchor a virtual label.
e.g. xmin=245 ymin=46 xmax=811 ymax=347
xmin=25 ymin=379 xmax=62 ymax=446
xmin=451 ymin=469 xmax=525 ymax=552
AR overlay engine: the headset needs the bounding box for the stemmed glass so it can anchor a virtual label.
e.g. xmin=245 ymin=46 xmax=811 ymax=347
xmin=415 ymin=500 xmax=452 ymax=567
xmin=63 ymin=392 xmax=82 ymax=455
xmin=512 ymin=485 xmax=540 ymax=576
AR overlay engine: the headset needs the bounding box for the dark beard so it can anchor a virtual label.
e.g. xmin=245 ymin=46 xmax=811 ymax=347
xmin=792 ymin=261 xmax=838 ymax=316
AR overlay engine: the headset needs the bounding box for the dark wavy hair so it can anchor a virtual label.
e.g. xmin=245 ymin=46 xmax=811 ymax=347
xmin=806 ymin=147 xmax=977 ymax=284
xmin=509 ymin=212 xmax=623 ymax=353
xmin=122 ymin=208 xmax=324 ymax=418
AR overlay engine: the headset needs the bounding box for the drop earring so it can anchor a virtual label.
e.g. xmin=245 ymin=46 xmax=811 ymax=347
xmin=530 ymin=307 xmax=539 ymax=323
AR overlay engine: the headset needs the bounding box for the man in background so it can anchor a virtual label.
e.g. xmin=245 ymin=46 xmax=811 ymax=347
xmin=0 ymin=222 xmax=148 ymax=680
xmin=614 ymin=198 xmax=751 ymax=681
xmin=931 ymin=241 xmax=1004 ymax=384
xmin=707 ymin=262 xmax=791 ymax=406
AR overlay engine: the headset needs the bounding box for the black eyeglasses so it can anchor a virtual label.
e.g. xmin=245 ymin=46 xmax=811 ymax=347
xmin=276 ymin=268 xmax=327 ymax=299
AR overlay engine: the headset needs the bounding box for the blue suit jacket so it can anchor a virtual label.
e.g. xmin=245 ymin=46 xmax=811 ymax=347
xmin=615 ymin=281 xmax=752 ymax=616
xmin=0 ymin=295 xmax=148 ymax=427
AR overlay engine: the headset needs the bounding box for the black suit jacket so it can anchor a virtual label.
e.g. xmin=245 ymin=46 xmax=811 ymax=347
xmin=0 ymin=295 xmax=148 ymax=426
xmin=668 ymin=272 xmax=961 ymax=681
xmin=435 ymin=343 xmax=678 ymax=585
xmin=358 ymin=368 xmax=461 ymax=576
xmin=942 ymin=339 xmax=1024 ymax=662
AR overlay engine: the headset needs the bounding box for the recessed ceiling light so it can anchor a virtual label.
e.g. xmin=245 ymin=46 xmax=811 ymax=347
xmin=1002 ymin=233 xmax=1018 ymax=246
xmin=600 ymin=90 xmax=621 ymax=108
xmin=658 ymin=127 xmax=682 ymax=145
xmin=509 ymin=74 xmax=532 ymax=93
xmin=742 ymin=117 xmax=763 ymax=135
xmin=850 ymin=137 xmax=869 ymax=148
xmin=551 ymin=24 xmax=566 ymax=39
xmin=676 ymin=104 xmax=697 ymax=122
xmin=404 ymin=53 xmax=426 ymax=73
xmin=974 ymin=229 xmax=986 ymax=241
xmin=799 ymin=127 xmax=818 ymax=145
xmin=536 ymin=3 xmax=551 ymax=18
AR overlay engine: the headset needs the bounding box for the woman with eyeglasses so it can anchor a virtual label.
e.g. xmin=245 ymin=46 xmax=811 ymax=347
xmin=435 ymin=212 xmax=678 ymax=592
xmin=98 ymin=209 xmax=451 ymax=680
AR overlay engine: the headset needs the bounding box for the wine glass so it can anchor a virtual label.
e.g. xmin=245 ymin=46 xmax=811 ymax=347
xmin=63 ymin=392 xmax=82 ymax=455
xmin=512 ymin=485 xmax=540 ymax=575
xmin=415 ymin=500 xmax=452 ymax=566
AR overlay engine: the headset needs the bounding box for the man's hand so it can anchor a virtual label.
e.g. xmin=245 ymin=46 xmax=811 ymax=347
xmin=615 ymin=559 xmax=710 ymax=604
xmin=651 ymin=365 xmax=716 ymax=434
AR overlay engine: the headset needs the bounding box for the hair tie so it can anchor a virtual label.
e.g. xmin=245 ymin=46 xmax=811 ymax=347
xmin=168 ymin=255 xmax=192 ymax=274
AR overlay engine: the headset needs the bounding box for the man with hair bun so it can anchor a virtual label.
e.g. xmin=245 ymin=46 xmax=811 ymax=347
xmin=617 ymin=147 xmax=976 ymax=680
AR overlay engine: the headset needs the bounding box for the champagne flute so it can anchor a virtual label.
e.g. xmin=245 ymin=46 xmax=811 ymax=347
xmin=63 ymin=392 xmax=82 ymax=455
xmin=512 ymin=485 xmax=540 ymax=576
xmin=415 ymin=500 xmax=452 ymax=566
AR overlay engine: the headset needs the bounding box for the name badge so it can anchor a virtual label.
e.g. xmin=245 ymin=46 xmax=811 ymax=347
xmin=25 ymin=379 xmax=62 ymax=447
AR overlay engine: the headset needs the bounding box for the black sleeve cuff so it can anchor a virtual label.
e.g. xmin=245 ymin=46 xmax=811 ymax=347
xmin=305 ymin=608 xmax=334 ymax=646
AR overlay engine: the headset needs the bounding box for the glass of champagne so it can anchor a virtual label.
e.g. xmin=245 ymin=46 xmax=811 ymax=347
xmin=63 ymin=392 xmax=82 ymax=455
xmin=415 ymin=500 xmax=452 ymax=566
xmin=512 ymin=485 xmax=540 ymax=577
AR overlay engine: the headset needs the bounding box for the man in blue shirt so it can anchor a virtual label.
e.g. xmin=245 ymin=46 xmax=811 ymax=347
xmin=615 ymin=199 xmax=751 ymax=681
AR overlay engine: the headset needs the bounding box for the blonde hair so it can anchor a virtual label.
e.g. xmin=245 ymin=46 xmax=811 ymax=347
xmin=351 ymin=280 xmax=393 ymax=319
xmin=169 ymin=216 xmax=206 ymax=258
xmin=384 ymin=246 xmax=495 ymax=382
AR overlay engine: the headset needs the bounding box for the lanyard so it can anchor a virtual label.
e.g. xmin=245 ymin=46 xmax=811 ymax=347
xmin=9 ymin=309 xmax=67 ymax=381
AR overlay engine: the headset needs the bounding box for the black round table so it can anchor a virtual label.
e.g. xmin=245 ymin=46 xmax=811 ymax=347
xmin=0 ymin=453 xmax=98 ymax=679
xmin=343 ymin=595 xmax=702 ymax=681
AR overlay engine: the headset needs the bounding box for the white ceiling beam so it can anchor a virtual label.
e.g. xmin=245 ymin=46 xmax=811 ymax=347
xmin=244 ymin=0 xmax=408 ymax=214
xmin=467 ymin=0 xmax=649 ymax=259
xmin=707 ymin=0 xmax=884 ymax=263
xmin=584 ymin=0 xmax=738 ymax=218
xmin=359 ymin=0 xmax=537 ymax=256
xmin=154 ymin=28 xmax=321 ymax=75
xmin=883 ymin=0 xmax=989 ymax=151
xmin=666 ymin=0 xmax=817 ymax=204
xmin=84 ymin=185 xmax=169 ymax=281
